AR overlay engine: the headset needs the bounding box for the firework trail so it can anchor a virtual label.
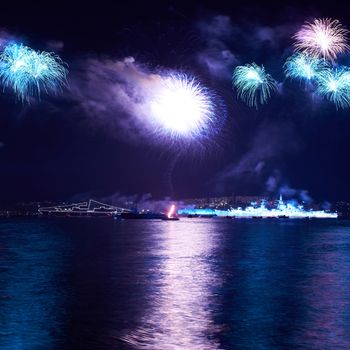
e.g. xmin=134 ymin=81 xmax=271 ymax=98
xmin=232 ymin=63 xmax=277 ymax=108
xmin=293 ymin=18 xmax=350 ymax=61
xmin=284 ymin=53 xmax=328 ymax=82
xmin=0 ymin=43 xmax=68 ymax=101
xmin=164 ymin=153 xmax=180 ymax=197
xmin=315 ymin=67 xmax=350 ymax=108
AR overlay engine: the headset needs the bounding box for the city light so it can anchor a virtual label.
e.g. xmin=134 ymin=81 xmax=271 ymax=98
xmin=178 ymin=197 xmax=337 ymax=218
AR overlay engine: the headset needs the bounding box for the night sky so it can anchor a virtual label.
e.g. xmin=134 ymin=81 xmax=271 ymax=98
xmin=0 ymin=0 xmax=349 ymax=204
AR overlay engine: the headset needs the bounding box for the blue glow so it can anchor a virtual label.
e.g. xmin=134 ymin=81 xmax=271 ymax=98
xmin=0 ymin=43 xmax=68 ymax=101
xmin=315 ymin=67 xmax=350 ymax=109
xmin=232 ymin=63 xmax=277 ymax=109
xmin=178 ymin=197 xmax=337 ymax=219
xmin=284 ymin=53 xmax=327 ymax=82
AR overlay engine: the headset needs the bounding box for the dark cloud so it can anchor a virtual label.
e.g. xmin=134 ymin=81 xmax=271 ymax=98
xmin=215 ymin=119 xmax=301 ymax=182
xmin=254 ymin=24 xmax=297 ymax=50
xmin=195 ymin=14 xmax=297 ymax=81
xmin=0 ymin=29 xmax=18 ymax=48
xmin=69 ymin=56 xmax=163 ymax=143
xmin=197 ymin=15 xmax=234 ymax=39
xmin=196 ymin=15 xmax=239 ymax=79
xmin=46 ymin=40 xmax=64 ymax=51
xmin=100 ymin=192 xmax=184 ymax=212
xmin=266 ymin=171 xmax=313 ymax=203
xmin=197 ymin=49 xmax=238 ymax=80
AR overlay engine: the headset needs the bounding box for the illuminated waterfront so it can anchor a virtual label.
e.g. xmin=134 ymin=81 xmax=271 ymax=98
xmin=178 ymin=197 xmax=337 ymax=219
xmin=1 ymin=218 xmax=350 ymax=349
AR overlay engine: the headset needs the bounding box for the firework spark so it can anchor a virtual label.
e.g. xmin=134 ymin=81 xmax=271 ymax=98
xmin=293 ymin=18 xmax=350 ymax=61
xmin=232 ymin=63 xmax=277 ymax=108
xmin=315 ymin=67 xmax=350 ymax=108
xmin=149 ymin=73 xmax=217 ymax=139
xmin=167 ymin=204 xmax=176 ymax=218
xmin=284 ymin=53 xmax=328 ymax=82
xmin=0 ymin=43 xmax=68 ymax=101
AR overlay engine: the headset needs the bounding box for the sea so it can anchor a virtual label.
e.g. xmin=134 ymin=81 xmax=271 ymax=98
xmin=1 ymin=217 xmax=350 ymax=350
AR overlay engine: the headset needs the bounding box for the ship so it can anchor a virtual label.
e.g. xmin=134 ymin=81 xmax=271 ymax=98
xmin=119 ymin=212 xmax=166 ymax=220
xmin=39 ymin=200 xmax=180 ymax=221
xmin=38 ymin=199 xmax=129 ymax=218
xmin=162 ymin=216 xmax=179 ymax=221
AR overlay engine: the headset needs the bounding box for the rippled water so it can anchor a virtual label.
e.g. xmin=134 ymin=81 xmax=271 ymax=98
xmin=1 ymin=218 xmax=350 ymax=349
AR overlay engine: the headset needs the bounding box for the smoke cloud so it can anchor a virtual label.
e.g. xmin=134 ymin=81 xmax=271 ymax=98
xmin=46 ymin=40 xmax=64 ymax=51
xmin=195 ymin=14 xmax=296 ymax=81
xmin=266 ymin=172 xmax=313 ymax=204
xmin=216 ymin=119 xmax=301 ymax=181
xmin=196 ymin=15 xmax=239 ymax=79
xmin=0 ymin=29 xmax=19 ymax=48
xmin=100 ymin=192 xmax=184 ymax=212
xmin=69 ymin=56 xmax=165 ymax=142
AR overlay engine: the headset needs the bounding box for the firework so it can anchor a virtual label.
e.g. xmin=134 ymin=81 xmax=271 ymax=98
xmin=293 ymin=18 xmax=350 ymax=61
xmin=284 ymin=53 xmax=328 ymax=82
xmin=0 ymin=43 xmax=68 ymax=101
xmin=315 ymin=67 xmax=350 ymax=108
xmin=232 ymin=63 xmax=277 ymax=108
xmin=149 ymin=73 xmax=217 ymax=139
xmin=167 ymin=204 xmax=176 ymax=218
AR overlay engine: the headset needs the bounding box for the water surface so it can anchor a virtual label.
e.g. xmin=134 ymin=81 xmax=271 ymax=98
xmin=1 ymin=218 xmax=350 ymax=349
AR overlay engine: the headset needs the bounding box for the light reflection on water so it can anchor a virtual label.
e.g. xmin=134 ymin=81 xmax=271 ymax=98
xmin=298 ymin=229 xmax=350 ymax=348
xmin=0 ymin=220 xmax=71 ymax=350
xmin=121 ymin=220 xmax=223 ymax=349
xmin=1 ymin=219 xmax=350 ymax=349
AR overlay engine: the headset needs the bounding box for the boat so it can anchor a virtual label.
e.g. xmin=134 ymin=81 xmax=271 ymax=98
xmin=120 ymin=212 xmax=166 ymax=220
xmin=38 ymin=199 xmax=121 ymax=218
xmin=161 ymin=204 xmax=179 ymax=221
xmin=278 ymin=215 xmax=289 ymax=219
xmin=161 ymin=217 xmax=179 ymax=221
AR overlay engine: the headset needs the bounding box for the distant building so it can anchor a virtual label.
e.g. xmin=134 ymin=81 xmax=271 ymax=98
xmin=234 ymin=196 xmax=267 ymax=207
xmin=182 ymin=195 xmax=271 ymax=209
xmin=181 ymin=195 xmax=333 ymax=212
xmin=183 ymin=196 xmax=236 ymax=209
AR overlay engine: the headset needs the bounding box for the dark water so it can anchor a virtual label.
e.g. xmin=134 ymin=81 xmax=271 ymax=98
xmin=1 ymin=218 xmax=350 ymax=349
